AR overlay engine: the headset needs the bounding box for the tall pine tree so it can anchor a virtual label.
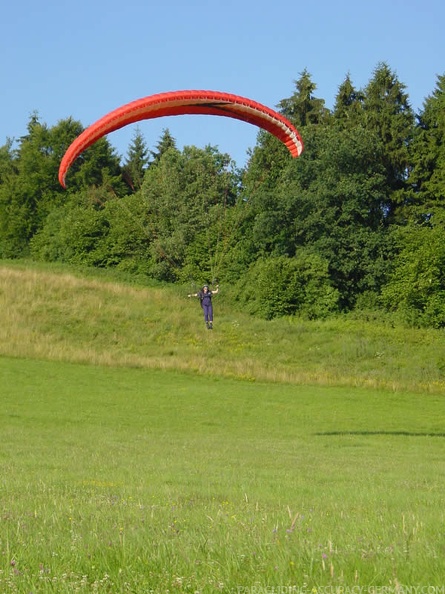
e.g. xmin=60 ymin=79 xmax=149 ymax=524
xmin=123 ymin=127 xmax=150 ymax=192
xmin=333 ymin=73 xmax=364 ymax=127
xmin=407 ymin=73 xmax=445 ymax=224
xmin=361 ymin=63 xmax=415 ymax=221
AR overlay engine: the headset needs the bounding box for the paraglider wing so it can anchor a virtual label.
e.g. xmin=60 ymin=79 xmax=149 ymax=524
xmin=58 ymin=90 xmax=304 ymax=188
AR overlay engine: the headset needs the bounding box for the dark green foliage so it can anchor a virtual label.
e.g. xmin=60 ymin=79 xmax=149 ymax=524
xmin=361 ymin=63 xmax=415 ymax=220
xmin=0 ymin=114 xmax=65 ymax=257
xmin=248 ymin=124 xmax=394 ymax=309
xmin=64 ymin=137 xmax=126 ymax=196
xmin=406 ymin=74 xmax=445 ymax=224
xmin=235 ymin=252 xmax=339 ymax=320
xmin=333 ymin=74 xmax=365 ymax=125
xmin=30 ymin=190 xmax=153 ymax=270
xmin=140 ymin=144 xmax=240 ymax=282
xmin=0 ymin=115 xmax=127 ymax=258
xmin=382 ymin=224 xmax=445 ymax=328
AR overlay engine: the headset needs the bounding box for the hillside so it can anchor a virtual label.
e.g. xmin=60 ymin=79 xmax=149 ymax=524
xmin=1 ymin=261 xmax=444 ymax=393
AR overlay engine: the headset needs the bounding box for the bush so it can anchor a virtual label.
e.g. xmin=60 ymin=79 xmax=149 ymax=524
xmin=381 ymin=225 xmax=445 ymax=328
xmin=235 ymin=252 xmax=340 ymax=320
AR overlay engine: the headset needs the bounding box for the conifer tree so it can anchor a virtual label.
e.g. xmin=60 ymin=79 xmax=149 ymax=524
xmin=333 ymin=73 xmax=364 ymax=126
xmin=243 ymin=71 xmax=329 ymax=200
xmin=123 ymin=127 xmax=149 ymax=191
xmin=150 ymin=129 xmax=177 ymax=164
xmin=361 ymin=63 xmax=415 ymax=219
xmin=407 ymin=73 xmax=445 ymax=224
xmin=278 ymin=69 xmax=330 ymax=127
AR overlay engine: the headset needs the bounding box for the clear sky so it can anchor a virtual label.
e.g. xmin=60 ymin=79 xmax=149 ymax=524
xmin=1 ymin=0 xmax=444 ymax=167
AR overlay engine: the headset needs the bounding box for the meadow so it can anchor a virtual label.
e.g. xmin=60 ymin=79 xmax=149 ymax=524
xmin=0 ymin=262 xmax=444 ymax=592
xmin=1 ymin=261 xmax=444 ymax=393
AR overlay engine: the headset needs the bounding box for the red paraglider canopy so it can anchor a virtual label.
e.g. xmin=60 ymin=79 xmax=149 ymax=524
xmin=58 ymin=90 xmax=304 ymax=187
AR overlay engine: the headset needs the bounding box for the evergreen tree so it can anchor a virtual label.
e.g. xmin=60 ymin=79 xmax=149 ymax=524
xmin=150 ymin=129 xmax=177 ymax=165
xmin=122 ymin=127 xmax=150 ymax=192
xmin=243 ymin=71 xmax=329 ymax=200
xmin=361 ymin=63 xmax=415 ymax=220
xmin=55 ymin=117 xmax=126 ymax=196
xmin=66 ymin=136 xmax=126 ymax=196
xmin=0 ymin=138 xmax=16 ymax=184
xmin=333 ymin=73 xmax=365 ymax=126
xmin=407 ymin=73 xmax=445 ymax=224
xmin=0 ymin=113 xmax=63 ymax=256
xmin=278 ymin=69 xmax=330 ymax=127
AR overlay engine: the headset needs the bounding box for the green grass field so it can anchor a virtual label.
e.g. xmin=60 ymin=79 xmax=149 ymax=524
xmin=0 ymin=262 xmax=444 ymax=592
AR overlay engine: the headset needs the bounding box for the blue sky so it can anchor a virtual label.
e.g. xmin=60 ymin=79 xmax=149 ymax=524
xmin=1 ymin=0 xmax=444 ymax=167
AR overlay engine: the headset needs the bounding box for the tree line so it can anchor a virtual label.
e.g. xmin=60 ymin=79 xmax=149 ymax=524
xmin=1 ymin=63 xmax=445 ymax=327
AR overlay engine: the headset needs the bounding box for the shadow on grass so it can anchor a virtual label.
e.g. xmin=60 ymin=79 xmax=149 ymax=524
xmin=315 ymin=431 xmax=445 ymax=438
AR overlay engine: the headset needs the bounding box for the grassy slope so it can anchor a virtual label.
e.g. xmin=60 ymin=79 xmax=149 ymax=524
xmin=0 ymin=260 xmax=444 ymax=393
